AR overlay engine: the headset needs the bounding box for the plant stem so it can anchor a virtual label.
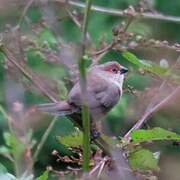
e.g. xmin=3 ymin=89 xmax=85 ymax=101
xmin=33 ymin=117 xmax=58 ymax=162
xmin=124 ymin=86 xmax=180 ymax=139
xmin=57 ymin=0 xmax=180 ymax=24
xmin=0 ymin=105 xmax=19 ymax=176
xmin=78 ymin=0 xmax=92 ymax=172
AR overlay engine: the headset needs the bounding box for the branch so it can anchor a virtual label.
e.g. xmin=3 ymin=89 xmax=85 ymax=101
xmin=124 ymin=56 xmax=180 ymax=139
xmin=124 ymin=86 xmax=180 ymax=139
xmin=1 ymin=46 xmax=58 ymax=102
xmin=33 ymin=117 xmax=58 ymax=162
xmin=55 ymin=0 xmax=180 ymax=24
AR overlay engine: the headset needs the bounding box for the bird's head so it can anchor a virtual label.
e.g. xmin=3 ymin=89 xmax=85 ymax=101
xmin=94 ymin=61 xmax=128 ymax=90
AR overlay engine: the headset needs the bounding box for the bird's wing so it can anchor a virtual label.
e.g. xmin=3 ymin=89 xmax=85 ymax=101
xmin=95 ymin=83 xmax=121 ymax=108
xmin=68 ymin=72 xmax=120 ymax=109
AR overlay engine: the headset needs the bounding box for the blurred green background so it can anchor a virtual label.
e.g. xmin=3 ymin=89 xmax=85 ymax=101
xmin=0 ymin=0 xmax=180 ymax=179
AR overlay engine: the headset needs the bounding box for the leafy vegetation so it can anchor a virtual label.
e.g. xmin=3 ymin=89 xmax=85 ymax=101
xmin=0 ymin=0 xmax=180 ymax=179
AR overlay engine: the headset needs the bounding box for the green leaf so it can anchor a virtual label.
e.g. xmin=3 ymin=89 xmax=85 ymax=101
xmin=0 ymin=163 xmax=8 ymax=174
xmin=3 ymin=132 xmax=25 ymax=162
xmin=0 ymin=146 xmax=13 ymax=161
xmin=57 ymin=80 xmax=68 ymax=100
xmin=128 ymin=148 xmax=159 ymax=171
xmin=57 ymin=130 xmax=83 ymax=148
xmin=3 ymin=132 xmax=13 ymax=147
xmin=131 ymin=127 xmax=180 ymax=143
xmin=38 ymin=28 xmax=57 ymax=49
xmin=36 ymin=170 xmax=48 ymax=180
xmin=122 ymin=51 xmax=168 ymax=76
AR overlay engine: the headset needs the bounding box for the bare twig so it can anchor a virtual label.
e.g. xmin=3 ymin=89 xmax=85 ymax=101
xmin=124 ymin=86 xmax=180 ymax=138
xmin=55 ymin=0 xmax=180 ymax=24
xmin=18 ymin=0 xmax=35 ymax=25
xmin=91 ymin=16 xmax=135 ymax=65
xmin=2 ymin=46 xmax=58 ymax=102
xmin=88 ymin=156 xmax=109 ymax=176
xmin=124 ymin=56 xmax=180 ymax=139
xmin=33 ymin=117 xmax=58 ymax=162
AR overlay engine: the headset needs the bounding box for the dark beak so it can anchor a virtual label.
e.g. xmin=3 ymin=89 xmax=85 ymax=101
xmin=120 ymin=67 xmax=128 ymax=74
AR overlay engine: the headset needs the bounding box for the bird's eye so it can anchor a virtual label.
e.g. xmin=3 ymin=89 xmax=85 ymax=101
xmin=112 ymin=68 xmax=118 ymax=74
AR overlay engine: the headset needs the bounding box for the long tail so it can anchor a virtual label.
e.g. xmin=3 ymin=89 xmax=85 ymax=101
xmin=37 ymin=101 xmax=76 ymax=116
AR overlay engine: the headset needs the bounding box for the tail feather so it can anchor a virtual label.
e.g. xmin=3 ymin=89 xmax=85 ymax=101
xmin=37 ymin=101 xmax=75 ymax=116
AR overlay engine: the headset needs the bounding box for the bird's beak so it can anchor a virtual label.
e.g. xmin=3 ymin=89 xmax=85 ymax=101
xmin=120 ymin=67 xmax=128 ymax=74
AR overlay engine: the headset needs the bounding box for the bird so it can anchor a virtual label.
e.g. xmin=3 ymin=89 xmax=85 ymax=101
xmin=37 ymin=61 xmax=137 ymax=180
xmin=37 ymin=61 xmax=128 ymax=134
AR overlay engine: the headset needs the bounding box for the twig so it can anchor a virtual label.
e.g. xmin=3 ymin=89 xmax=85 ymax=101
xmin=33 ymin=117 xmax=58 ymax=162
xmin=124 ymin=56 xmax=180 ymax=139
xmin=65 ymin=9 xmax=91 ymax=42
xmin=18 ymin=0 xmax=35 ymax=25
xmin=0 ymin=105 xmax=20 ymax=176
xmin=55 ymin=0 xmax=180 ymax=24
xmin=124 ymin=86 xmax=180 ymax=138
xmin=88 ymin=156 xmax=109 ymax=176
xmin=97 ymin=158 xmax=106 ymax=178
xmin=91 ymin=16 xmax=134 ymax=64
xmin=2 ymin=46 xmax=58 ymax=102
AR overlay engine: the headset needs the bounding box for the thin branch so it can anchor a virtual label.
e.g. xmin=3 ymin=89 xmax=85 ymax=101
xmin=124 ymin=56 xmax=180 ymax=139
xmin=88 ymin=156 xmax=109 ymax=176
xmin=0 ymin=105 xmax=21 ymax=176
xmin=55 ymin=0 xmax=180 ymax=24
xmin=2 ymin=46 xmax=58 ymax=102
xmin=33 ymin=117 xmax=58 ymax=162
xmin=124 ymin=86 xmax=180 ymax=138
xmin=18 ymin=0 xmax=35 ymax=25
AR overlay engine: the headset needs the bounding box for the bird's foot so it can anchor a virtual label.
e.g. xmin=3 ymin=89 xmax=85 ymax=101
xmin=90 ymin=129 xmax=101 ymax=141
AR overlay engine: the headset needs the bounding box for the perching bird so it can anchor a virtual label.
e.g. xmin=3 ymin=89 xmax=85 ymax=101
xmin=37 ymin=61 xmax=128 ymax=131
xmin=37 ymin=61 xmax=137 ymax=180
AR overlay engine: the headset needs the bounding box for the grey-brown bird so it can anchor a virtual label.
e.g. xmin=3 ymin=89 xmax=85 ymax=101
xmin=37 ymin=61 xmax=128 ymax=125
xmin=37 ymin=61 xmax=137 ymax=180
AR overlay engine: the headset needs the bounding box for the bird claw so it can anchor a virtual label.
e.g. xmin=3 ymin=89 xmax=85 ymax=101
xmin=90 ymin=129 xmax=101 ymax=141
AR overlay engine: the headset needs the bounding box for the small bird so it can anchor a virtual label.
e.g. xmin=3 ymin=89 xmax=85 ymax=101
xmin=37 ymin=61 xmax=128 ymax=132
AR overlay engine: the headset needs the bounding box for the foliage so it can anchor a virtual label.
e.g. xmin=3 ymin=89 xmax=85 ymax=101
xmin=128 ymin=148 xmax=159 ymax=171
xmin=57 ymin=130 xmax=83 ymax=148
xmin=122 ymin=51 xmax=168 ymax=76
xmin=131 ymin=127 xmax=180 ymax=143
xmin=36 ymin=171 xmax=49 ymax=180
xmin=0 ymin=0 xmax=180 ymax=179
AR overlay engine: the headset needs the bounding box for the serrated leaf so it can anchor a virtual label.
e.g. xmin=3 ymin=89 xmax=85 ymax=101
xmin=57 ymin=131 xmax=83 ymax=148
xmin=128 ymin=149 xmax=159 ymax=171
xmin=131 ymin=127 xmax=180 ymax=143
xmin=122 ymin=51 xmax=168 ymax=76
xmin=36 ymin=170 xmax=48 ymax=180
